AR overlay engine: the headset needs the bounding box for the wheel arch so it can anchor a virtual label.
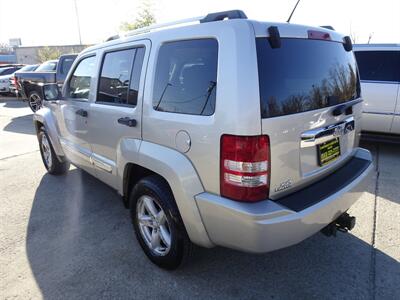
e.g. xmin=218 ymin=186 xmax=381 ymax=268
xmin=118 ymin=140 xmax=213 ymax=248
xmin=33 ymin=108 xmax=65 ymax=159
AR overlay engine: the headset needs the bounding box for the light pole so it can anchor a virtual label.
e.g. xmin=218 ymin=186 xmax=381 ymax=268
xmin=73 ymin=0 xmax=82 ymax=45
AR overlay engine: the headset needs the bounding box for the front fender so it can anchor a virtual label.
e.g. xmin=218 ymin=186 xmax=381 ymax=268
xmin=33 ymin=107 xmax=65 ymax=159
xmin=117 ymin=140 xmax=213 ymax=248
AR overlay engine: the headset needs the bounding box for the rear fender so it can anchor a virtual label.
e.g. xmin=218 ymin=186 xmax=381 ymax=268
xmin=117 ymin=139 xmax=213 ymax=248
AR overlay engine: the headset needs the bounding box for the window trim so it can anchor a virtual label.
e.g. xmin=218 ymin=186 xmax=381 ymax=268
xmin=64 ymin=54 xmax=96 ymax=102
xmin=95 ymin=44 xmax=146 ymax=107
xmin=151 ymin=37 xmax=219 ymax=116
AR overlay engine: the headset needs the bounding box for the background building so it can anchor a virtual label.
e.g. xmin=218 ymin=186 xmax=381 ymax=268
xmin=15 ymin=45 xmax=89 ymax=64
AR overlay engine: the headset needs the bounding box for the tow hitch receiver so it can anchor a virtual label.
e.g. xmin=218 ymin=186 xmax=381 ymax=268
xmin=321 ymin=212 xmax=356 ymax=237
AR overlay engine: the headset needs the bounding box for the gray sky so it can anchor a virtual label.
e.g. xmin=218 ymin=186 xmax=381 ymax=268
xmin=0 ymin=0 xmax=399 ymax=46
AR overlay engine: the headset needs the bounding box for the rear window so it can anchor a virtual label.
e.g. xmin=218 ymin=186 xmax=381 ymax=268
xmin=152 ymin=39 xmax=218 ymax=116
xmin=36 ymin=61 xmax=57 ymax=72
xmin=256 ymin=38 xmax=360 ymax=118
xmin=354 ymin=50 xmax=400 ymax=82
xmin=60 ymin=57 xmax=75 ymax=75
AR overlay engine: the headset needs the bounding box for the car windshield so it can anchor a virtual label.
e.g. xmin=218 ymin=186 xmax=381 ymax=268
xmin=36 ymin=61 xmax=57 ymax=72
xmin=256 ymin=38 xmax=361 ymax=118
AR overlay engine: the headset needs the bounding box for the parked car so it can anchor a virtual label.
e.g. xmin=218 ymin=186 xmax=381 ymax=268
xmin=15 ymin=54 xmax=77 ymax=111
xmin=34 ymin=10 xmax=372 ymax=269
xmin=354 ymin=44 xmax=400 ymax=141
xmin=0 ymin=66 xmax=22 ymax=76
xmin=1 ymin=64 xmax=38 ymax=96
xmin=0 ymin=66 xmax=23 ymax=94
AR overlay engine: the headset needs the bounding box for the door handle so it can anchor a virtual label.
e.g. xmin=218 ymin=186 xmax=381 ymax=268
xmin=76 ymin=109 xmax=88 ymax=117
xmin=118 ymin=117 xmax=137 ymax=127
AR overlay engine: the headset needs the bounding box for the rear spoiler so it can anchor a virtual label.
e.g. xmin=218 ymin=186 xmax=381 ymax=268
xmin=267 ymin=26 xmax=353 ymax=52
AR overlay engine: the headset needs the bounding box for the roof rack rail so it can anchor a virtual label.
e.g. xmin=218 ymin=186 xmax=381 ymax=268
xmin=320 ymin=25 xmax=335 ymax=30
xmin=111 ymin=9 xmax=247 ymax=40
xmin=200 ymin=10 xmax=247 ymax=23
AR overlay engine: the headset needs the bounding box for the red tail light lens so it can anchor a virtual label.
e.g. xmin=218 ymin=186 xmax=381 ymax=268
xmin=220 ymin=135 xmax=270 ymax=202
xmin=308 ymin=30 xmax=331 ymax=40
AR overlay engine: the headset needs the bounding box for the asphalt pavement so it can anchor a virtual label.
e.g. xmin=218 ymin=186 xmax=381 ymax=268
xmin=0 ymin=97 xmax=399 ymax=299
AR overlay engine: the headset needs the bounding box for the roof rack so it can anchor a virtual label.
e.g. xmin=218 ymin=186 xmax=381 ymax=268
xmin=110 ymin=10 xmax=247 ymax=40
xmin=320 ymin=25 xmax=335 ymax=30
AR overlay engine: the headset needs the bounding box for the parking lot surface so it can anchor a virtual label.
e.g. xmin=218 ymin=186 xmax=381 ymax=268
xmin=1 ymin=97 xmax=399 ymax=299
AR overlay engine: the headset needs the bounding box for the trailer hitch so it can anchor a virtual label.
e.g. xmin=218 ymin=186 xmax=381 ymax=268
xmin=321 ymin=212 xmax=356 ymax=237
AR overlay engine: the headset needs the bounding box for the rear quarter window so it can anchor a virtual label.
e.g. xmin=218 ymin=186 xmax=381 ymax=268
xmin=152 ymin=39 xmax=218 ymax=116
xmin=256 ymin=38 xmax=360 ymax=118
xmin=354 ymin=50 xmax=400 ymax=82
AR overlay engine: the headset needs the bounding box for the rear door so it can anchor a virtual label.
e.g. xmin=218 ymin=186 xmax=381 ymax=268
xmin=87 ymin=41 xmax=148 ymax=189
xmin=391 ymin=83 xmax=400 ymax=134
xmin=354 ymin=50 xmax=399 ymax=133
xmin=256 ymin=37 xmax=361 ymax=199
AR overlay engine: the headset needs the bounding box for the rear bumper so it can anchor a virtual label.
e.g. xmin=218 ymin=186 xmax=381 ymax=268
xmin=195 ymin=148 xmax=373 ymax=253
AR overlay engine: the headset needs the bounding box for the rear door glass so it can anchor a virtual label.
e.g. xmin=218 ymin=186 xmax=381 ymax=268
xmin=256 ymin=38 xmax=360 ymax=118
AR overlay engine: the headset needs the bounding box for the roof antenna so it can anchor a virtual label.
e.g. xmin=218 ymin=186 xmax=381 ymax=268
xmin=287 ymin=0 xmax=301 ymax=23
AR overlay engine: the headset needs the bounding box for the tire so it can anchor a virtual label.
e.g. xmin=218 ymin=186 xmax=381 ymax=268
xmin=28 ymin=91 xmax=42 ymax=112
xmin=38 ymin=127 xmax=70 ymax=175
xmin=130 ymin=175 xmax=193 ymax=269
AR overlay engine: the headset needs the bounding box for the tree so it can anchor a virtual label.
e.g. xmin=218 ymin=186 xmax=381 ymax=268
xmin=120 ymin=1 xmax=156 ymax=31
xmin=37 ymin=47 xmax=62 ymax=63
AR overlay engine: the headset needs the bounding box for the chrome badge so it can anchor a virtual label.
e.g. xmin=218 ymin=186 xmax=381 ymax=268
xmin=274 ymin=179 xmax=292 ymax=192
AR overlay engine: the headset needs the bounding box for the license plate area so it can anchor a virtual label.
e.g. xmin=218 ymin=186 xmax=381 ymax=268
xmin=317 ymin=138 xmax=341 ymax=166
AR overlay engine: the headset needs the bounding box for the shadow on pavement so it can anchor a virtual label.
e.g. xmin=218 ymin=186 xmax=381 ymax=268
xmin=3 ymin=115 xmax=35 ymax=135
xmin=361 ymin=141 xmax=400 ymax=205
xmin=26 ymin=168 xmax=399 ymax=299
xmin=0 ymin=97 xmax=27 ymax=108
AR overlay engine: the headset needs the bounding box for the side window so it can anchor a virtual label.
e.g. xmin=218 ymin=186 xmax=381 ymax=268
xmin=152 ymin=39 xmax=218 ymax=115
xmin=355 ymin=51 xmax=400 ymax=82
xmin=67 ymin=56 xmax=96 ymax=100
xmin=97 ymin=47 xmax=144 ymax=105
xmin=128 ymin=47 xmax=145 ymax=106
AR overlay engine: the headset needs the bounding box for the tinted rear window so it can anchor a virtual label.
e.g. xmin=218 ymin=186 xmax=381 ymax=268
xmin=256 ymin=38 xmax=360 ymax=118
xmin=354 ymin=50 xmax=400 ymax=82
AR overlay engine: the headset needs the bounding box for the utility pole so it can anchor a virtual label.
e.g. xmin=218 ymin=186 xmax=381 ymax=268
xmin=73 ymin=0 xmax=82 ymax=44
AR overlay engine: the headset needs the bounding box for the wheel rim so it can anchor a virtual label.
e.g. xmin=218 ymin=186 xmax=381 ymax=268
xmin=41 ymin=134 xmax=52 ymax=169
xmin=137 ymin=195 xmax=172 ymax=256
xmin=29 ymin=94 xmax=42 ymax=112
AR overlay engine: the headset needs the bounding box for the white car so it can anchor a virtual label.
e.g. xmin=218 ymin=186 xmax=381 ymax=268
xmin=354 ymin=44 xmax=400 ymax=139
xmin=0 ymin=64 xmax=38 ymax=95
xmin=0 ymin=66 xmax=22 ymax=94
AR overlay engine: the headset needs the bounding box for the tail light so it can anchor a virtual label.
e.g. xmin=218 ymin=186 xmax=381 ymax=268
xmin=307 ymin=30 xmax=331 ymax=40
xmin=220 ymin=135 xmax=270 ymax=202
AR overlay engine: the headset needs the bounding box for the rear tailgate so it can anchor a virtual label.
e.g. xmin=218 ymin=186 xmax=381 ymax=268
xmin=254 ymin=27 xmax=362 ymax=199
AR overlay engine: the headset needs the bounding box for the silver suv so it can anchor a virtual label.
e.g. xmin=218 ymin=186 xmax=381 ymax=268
xmin=34 ymin=10 xmax=373 ymax=269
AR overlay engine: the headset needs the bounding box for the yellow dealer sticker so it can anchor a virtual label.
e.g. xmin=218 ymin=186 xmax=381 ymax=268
xmin=317 ymin=138 xmax=341 ymax=166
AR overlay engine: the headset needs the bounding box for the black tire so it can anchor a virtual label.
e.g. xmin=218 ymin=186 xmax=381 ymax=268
xmin=130 ymin=175 xmax=193 ymax=270
xmin=28 ymin=91 xmax=42 ymax=112
xmin=38 ymin=127 xmax=70 ymax=175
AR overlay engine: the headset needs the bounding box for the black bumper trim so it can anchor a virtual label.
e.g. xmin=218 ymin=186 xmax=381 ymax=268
xmin=275 ymin=156 xmax=371 ymax=212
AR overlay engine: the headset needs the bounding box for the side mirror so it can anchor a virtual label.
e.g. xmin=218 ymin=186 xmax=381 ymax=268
xmin=42 ymin=83 xmax=60 ymax=101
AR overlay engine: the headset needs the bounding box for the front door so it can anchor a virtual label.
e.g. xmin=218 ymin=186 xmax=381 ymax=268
xmin=87 ymin=42 xmax=148 ymax=188
xmin=56 ymin=55 xmax=97 ymax=173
